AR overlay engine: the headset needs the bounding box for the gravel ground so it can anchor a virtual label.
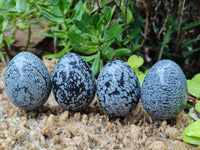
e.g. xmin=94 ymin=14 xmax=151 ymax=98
xmin=0 ymin=60 xmax=199 ymax=150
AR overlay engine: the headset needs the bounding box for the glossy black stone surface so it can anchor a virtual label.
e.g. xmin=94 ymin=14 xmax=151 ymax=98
xmin=97 ymin=60 xmax=141 ymax=116
xmin=52 ymin=53 xmax=96 ymax=111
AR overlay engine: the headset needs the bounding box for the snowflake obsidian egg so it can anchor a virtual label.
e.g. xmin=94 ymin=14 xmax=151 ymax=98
xmin=141 ymin=59 xmax=188 ymax=119
xmin=97 ymin=60 xmax=141 ymax=116
xmin=52 ymin=53 xmax=96 ymax=111
xmin=5 ymin=52 xmax=52 ymax=110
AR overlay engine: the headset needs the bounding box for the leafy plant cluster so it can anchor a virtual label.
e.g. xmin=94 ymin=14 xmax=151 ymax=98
xmin=39 ymin=0 xmax=138 ymax=76
xmin=1 ymin=0 xmax=200 ymax=77
xmin=0 ymin=0 xmax=48 ymax=65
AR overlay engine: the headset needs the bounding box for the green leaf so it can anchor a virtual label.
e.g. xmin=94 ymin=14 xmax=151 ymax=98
xmin=192 ymin=74 xmax=200 ymax=83
xmin=82 ymin=55 xmax=96 ymax=62
xmin=97 ymin=17 xmax=104 ymax=31
xmin=16 ymin=0 xmax=27 ymax=12
xmin=2 ymin=17 xmax=16 ymax=31
xmin=92 ymin=13 xmax=102 ymax=29
xmin=73 ymin=1 xmax=83 ymax=20
xmin=187 ymin=80 xmax=200 ymax=98
xmin=99 ymin=58 xmax=104 ymax=72
xmin=195 ymin=101 xmax=200 ymax=113
xmin=127 ymin=55 xmax=145 ymax=86
xmin=114 ymin=48 xmax=131 ymax=57
xmin=3 ymin=0 xmax=15 ymax=9
xmin=102 ymin=47 xmax=115 ymax=60
xmin=182 ymin=37 xmax=200 ymax=49
xmin=127 ymin=55 xmax=144 ymax=71
xmin=0 ymin=34 xmax=3 ymax=45
xmin=39 ymin=32 xmax=56 ymax=38
xmin=92 ymin=52 xmax=100 ymax=76
xmin=100 ymin=0 xmax=109 ymax=7
xmin=103 ymin=22 xmax=121 ymax=42
xmin=103 ymin=6 xmax=112 ymax=24
xmin=0 ymin=15 xmax=4 ymax=25
xmin=48 ymin=0 xmax=61 ymax=16
xmin=0 ymin=0 xmax=6 ymax=8
xmin=82 ymin=12 xmax=92 ymax=26
xmin=187 ymin=73 xmax=200 ymax=98
xmin=138 ymin=71 xmax=146 ymax=87
xmin=158 ymin=28 xmax=173 ymax=60
xmin=132 ymin=44 xmax=140 ymax=52
xmin=76 ymin=44 xmax=98 ymax=55
xmin=182 ymin=119 xmax=200 ymax=145
xmin=43 ymin=47 xmax=71 ymax=59
xmin=17 ymin=22 xmax=29 ymax=30
xmin=120 ymin=4 xmax=133 ymax=24
xmin=58 ymin=0 xmax=68 ymax=15
xmin=4 ymin=37 xmax=14 ymax=45
xmin=66 ymin=0 xmax=74 ymax=15
xmin=182 ymin=20 xmax=200 ymax=32
xmin=41 ymin=9 xmax=64 ymax=23
xmin=183 ymin=47 xmax=200 ymax=58
xmin=186 ymin=102 xmax=194 ymax=108
xmin=73 ymin=20 xmax=92 ymax=34
xmin=68 ymin=32 xmax=87 ymax=50
xmin=48 ymin=0 xmax=57 ymax=6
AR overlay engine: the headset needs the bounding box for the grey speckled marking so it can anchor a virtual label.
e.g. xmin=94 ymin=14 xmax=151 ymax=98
xmin=5 ymin=52 xmax=52 ymax=110
xmin=97 ymin=60 xmax=141 ymax=116
xmin=141 ymin=59 xmax=188 ymax=119
xmin=52 ymin=53 xmax=96 ymax=111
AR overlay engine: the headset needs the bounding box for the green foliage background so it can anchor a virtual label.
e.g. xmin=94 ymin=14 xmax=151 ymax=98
xmin=0 ymin=0 xmax=200 ymax=78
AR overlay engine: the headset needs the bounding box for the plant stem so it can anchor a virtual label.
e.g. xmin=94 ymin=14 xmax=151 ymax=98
xmin=97 ymin=0 xmax=107 ymax=23
xmin=24 ymin=24 xmax=31 ymax=51
xmin=137 ymin=0 xmax=149 ymax=54
xmin=53 ymin=24 xmax=59 ymax=54
xmin=125 ymin=0 xmax=133 ymax=48
xmin=175 ymin=0 xmax=186 ymax=54
xmin=3 ymin=38 xmax=12 ymax=60
xmin=158 ymin=0 xmax=170 ymax=39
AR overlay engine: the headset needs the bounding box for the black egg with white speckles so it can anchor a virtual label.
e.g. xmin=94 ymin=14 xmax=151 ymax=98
xmin=97 ymin=60 xmax=141 ymax=116
xmin=5 ymin=52 xmax=52 ymax=110
xmin=141 ymin=59 xmax=188 ymax=119
xmin=52 ymin=53 xmax=96 ymax=111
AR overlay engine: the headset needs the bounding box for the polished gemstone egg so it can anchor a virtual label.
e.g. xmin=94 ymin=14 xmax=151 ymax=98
xmin=5 ymin=52 xmax=52 ymax=110
xmin=52 ymin=53 xmax=96 ymax=111
xmin=141 ymin=59 xmax=188 ymax=119
xmin=97 ymin=60 xmax=141 ymax=116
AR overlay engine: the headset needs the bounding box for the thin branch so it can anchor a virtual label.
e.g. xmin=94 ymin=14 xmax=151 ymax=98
xmin=175 ymin=0 xmax=186 ymax=53
xmin=125 ymin=0 xmax=133 ymax=48
xmin=97 ymin=0 xmax=107 ymax=23
xmin=1 ymin=52 xmax=10 ymax=66
xmin=24 ymin=24 xmax=31 ymax=51
xmin=188 ymin=94 xmax=199 ymax=105
xmin=53 ymin=24 xmax=59 ymax=54
xmin=137 ymin=0 xmax=149 ymax=54
xmin=119 ymin=0 xmax=122 ymax=8
xmin=158 ymin=0 xmax=170 ymax=39
xmin=3 ymin=39 xmax=12 ymax=59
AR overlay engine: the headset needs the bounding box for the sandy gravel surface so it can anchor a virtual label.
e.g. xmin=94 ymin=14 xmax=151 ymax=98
xmin=0 ymin=60 xmax=199 ymax=150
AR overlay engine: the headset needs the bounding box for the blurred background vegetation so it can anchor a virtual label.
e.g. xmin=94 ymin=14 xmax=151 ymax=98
xmin=0 ymin=0 xmax=200 ymax=78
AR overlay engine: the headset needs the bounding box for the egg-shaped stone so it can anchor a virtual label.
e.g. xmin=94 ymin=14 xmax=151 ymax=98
xmin=52 ymin=53 xmax=96 ymax=111
xmin=5 ymin=52 xmax=52 ymax=110
xmin=97 ymin=60 xmax=141 ymax=116
xmin=141 ymin=59 xmax=188 ymax=119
